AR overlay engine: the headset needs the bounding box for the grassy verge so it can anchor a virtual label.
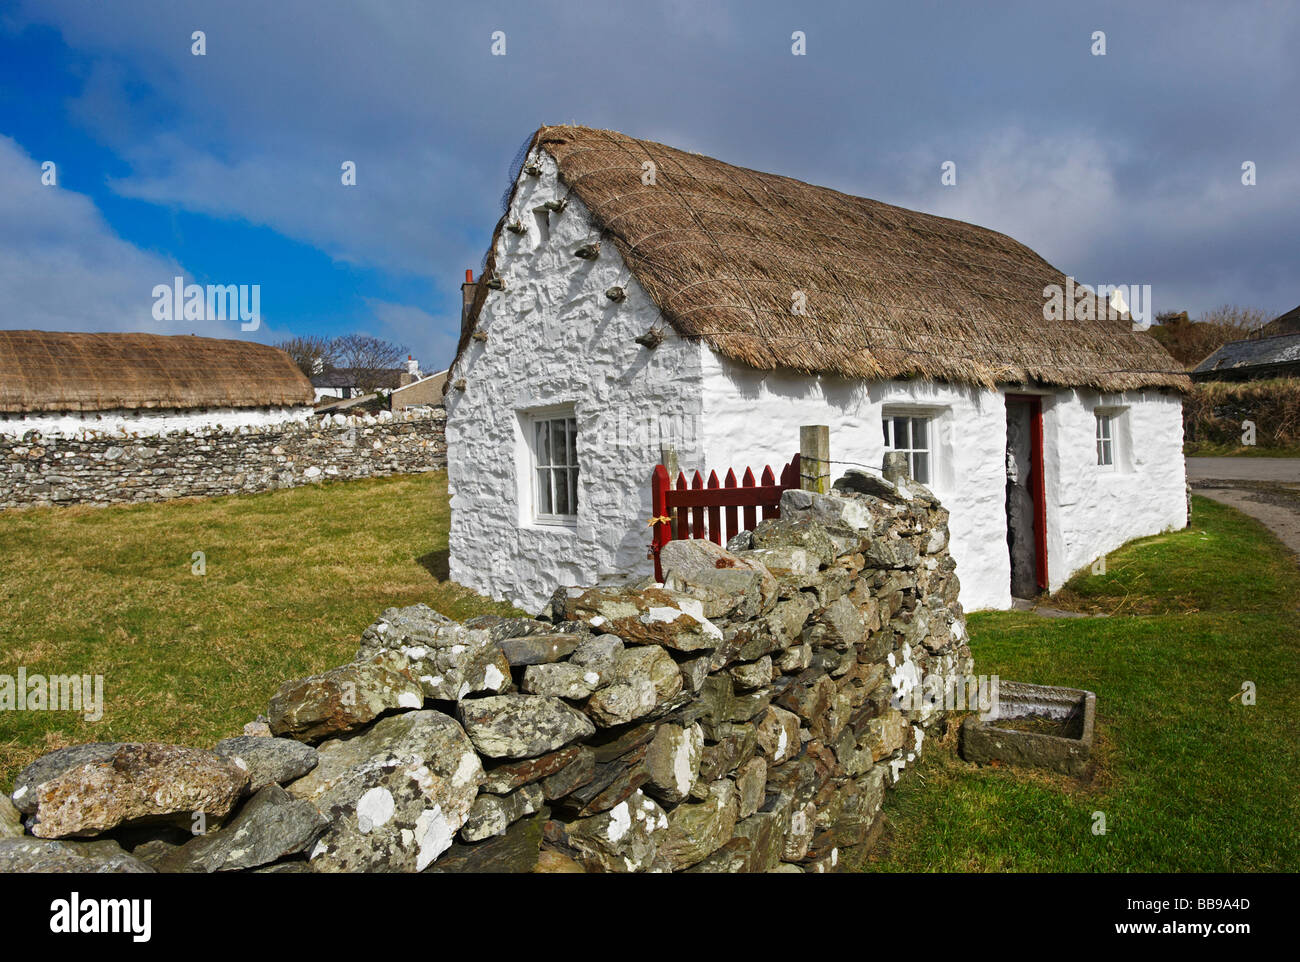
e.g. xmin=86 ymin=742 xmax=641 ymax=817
xmin=862 ymin=496 xmax=1300 ymax=872
xmin=0 ymin=473 xmax=518 ymax=790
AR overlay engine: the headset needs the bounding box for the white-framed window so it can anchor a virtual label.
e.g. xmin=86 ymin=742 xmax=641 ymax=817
xmin=1096 ymin=413 xmax=1114 ymax=467
xmin=882 ymin=414 xmax=932 ymax=484
xmin=529 ymin=412 xmax=579 ymax=523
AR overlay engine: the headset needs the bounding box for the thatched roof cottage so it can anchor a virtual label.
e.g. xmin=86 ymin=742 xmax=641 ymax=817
xmin=0 ymin=330 xmax=315 ymax=437
xmin=445 ymin=126 xmax=1189 ymax=612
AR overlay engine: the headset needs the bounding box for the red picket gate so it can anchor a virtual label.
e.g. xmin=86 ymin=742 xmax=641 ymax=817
xmin=649 ymin=454 xmax=801 ymax=581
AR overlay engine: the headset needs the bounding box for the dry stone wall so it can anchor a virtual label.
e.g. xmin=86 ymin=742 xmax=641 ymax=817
xmin=1 ymin=472 xmax=971 ymax=874
xmin=0 ymin=409 xmax=446 ymax=510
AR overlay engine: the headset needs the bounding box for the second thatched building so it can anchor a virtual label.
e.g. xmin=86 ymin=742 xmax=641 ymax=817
xmin=445 ymin=126 xmax=1189 ymax=613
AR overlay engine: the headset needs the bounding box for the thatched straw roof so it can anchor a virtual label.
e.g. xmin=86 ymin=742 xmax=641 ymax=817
xmin=0 ymin=330 xmax=315 ymax=413
xmin=457 ymin=125 xmax=1188 ymax=392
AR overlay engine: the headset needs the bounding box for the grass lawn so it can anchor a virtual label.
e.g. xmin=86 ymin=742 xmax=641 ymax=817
xmin=862 ymin=496 xmax=1300 ymax=872
xmin=0 ymin=473 xmax=519 ymax=791
xmin=3 ymin=480 xmax=1296 ymax=872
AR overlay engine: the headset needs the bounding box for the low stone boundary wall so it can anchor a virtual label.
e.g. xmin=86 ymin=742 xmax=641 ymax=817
xmin=1 ymin=473 xmax=971 ymax=873
xmin=0 ymin=409 xmax=447 ymax=510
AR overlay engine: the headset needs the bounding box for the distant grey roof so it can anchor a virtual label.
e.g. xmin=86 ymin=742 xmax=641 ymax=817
xmin=1192 ymin=331 xmax=1300 ymax=378
xmin=1259 ymin=303 xmax=1300 ymax=337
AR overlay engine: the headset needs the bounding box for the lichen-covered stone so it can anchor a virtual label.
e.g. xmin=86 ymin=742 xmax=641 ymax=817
xmin=10 ymin=743 xmax=120 ymax=814
xmin=268 ymin=656 xmax=424 ymax=741
xmin=861 ymin=709 xmax=910 ymax=761
xmin=480 ymin=746 xmax=583 ymax=794
xmin=212 ymin=736 xmax=319 ymax=792
xmin=158 ymin=784 xmax=328 ymax=872
xmin=287 ymin=710 xmax=483 ymax=872
xmin=756 ymin=706 xmax=802 ymax=765
xmin=0 ymin=837 xmax=156 ymax=873
xmin=735 ymin=756 xmax=768 ymax=818
xmin=426 ymin=808 xmax=552 ymax=873
xmin=356 ymin=604 xmax=513 ymax=701
xmin=458 ymin=694 xmax=596 ymax=759
xmin=730 ymin=656 xmax=773 ymax=691
xmin=522 ymin=661 xmax=605 ymax=699
xmin=749 ymin=517 xmax=837 ymax=568
xmin=498 ymin=634 xmax=584 ymax=666
xmin=557 ymin=586 xmax=723 ymax=651
xmin=565 ymin=790 xmax=668 ymax=873
xmin=539 ymin=747 xmax=596 ymax=800
xmin=585 ymin=646 xmax=682 ymax=727
xmin=26 ymin=743 xmax=249 ymax=839
xmin=643 ymin=723 xmax=703 ymax=803
xmin=460 ymin=783 xmax=544 ymax=842
xmin=1 ymin=792 xmax=25 ymax=838
xmin=783 ymin=801 xmax=817 ymax=861
xmin=570 ymin=634 xmax=624 ymax=676
xmin=653 ymin=779 xmax=739 ymax=871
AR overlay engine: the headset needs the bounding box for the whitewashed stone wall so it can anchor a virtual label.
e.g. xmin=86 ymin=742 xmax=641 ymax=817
xmin=1042 ymin=388 xmax=1187 ymax=591
xmin=446 ymin=148 xmax=705 ymax=611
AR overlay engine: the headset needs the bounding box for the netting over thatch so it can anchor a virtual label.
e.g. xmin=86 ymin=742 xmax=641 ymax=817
xmin=0 ymin=331 xmax=316 ymax=413
xmin=457 ymin=125 xmax=1189 ymax=393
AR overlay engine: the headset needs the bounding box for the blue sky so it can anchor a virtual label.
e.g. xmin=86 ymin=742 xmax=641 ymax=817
xmin=2 ymin=1 xmax=1297 ymax=370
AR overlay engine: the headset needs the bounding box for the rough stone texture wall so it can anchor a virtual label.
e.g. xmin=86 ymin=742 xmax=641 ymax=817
xmin=0 ymin=409 xmax=447 ymax=511
xmin=446 ymin=145 xmax=707 ymax=612
xmin=2 ymin=478 xmax=971 ymax=874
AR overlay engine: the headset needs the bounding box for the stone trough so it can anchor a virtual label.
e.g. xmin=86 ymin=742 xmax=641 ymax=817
xmin=959 ymin=681 xmax=1095 ymax=777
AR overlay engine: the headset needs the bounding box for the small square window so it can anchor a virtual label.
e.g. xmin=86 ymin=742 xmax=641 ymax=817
xmin=883 ymin=414 xmax=932 ymax=484
xmin=1096 ymin=413 xmax=1114 ymax=467
xmin=530 ymin=414 xmax=578 ymax=522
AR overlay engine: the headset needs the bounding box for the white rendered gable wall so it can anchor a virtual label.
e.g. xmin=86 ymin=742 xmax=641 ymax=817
xmin=445 ymin=148 xmax=705 ymax=611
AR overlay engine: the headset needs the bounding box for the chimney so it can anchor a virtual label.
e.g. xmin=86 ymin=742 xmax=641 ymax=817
xmin=461 ymin=268 xmax=479 ymax=339
xmin=398 ymin=354 xmax=418 ymax=387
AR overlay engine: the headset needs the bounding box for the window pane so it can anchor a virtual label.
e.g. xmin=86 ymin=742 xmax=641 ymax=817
xmin=911 ymin=417 xmax=928 ymax=449
xmin=555 ymin=467 xmax=571 ymax=515
xmin=1103 ymin=440 xmax=1113 ymax=466
xmin=566 ymin=418 xmax=578 ymax=467
xmin=550 ymin=419 xmax=565 ymax=467
xmin=912 ymin=451 xmax=929 ymax=484
xmin=537 ymin=468 xmax=552 ymax=514
xmin=882 ymin=418 xmax=891 ymax=447
xmin=893 ymin=417 xmax=909 ymax=449
xmin=568 ymin=467 xmax=579 ymax=511
xmin=536 ymin=421 xmax=550 ymax=466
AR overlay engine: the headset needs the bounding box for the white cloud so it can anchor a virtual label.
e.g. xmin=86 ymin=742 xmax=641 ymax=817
xmin=0 ymin=136 xmax=188 ymax=334
xmin=364 ymin=299 xmax=461 ymax=372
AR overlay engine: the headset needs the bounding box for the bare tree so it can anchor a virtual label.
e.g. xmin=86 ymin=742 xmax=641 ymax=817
xmin=1150 ymin=305 xmax=1272 ymax=369
xmin=274 ymin=335 xmax=337 ymax=377
xmin=330 ymin=334 xmax=407 ymax=393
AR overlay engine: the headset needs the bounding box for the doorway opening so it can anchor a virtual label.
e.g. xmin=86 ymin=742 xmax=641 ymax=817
xmin=1004 ymin=394 xmax=1048 ymax=599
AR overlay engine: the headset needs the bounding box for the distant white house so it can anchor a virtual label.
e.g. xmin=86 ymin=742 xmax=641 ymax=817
xmin=445 ymin=126 xmax=1190 ymax=614
xmin=0 ymin=330 xmax=315 ymax=438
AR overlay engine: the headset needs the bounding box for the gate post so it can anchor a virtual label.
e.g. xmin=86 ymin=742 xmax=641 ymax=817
xmin=651 ymin=464 xmax=670 ymax=582
xmin=800 ymin=425 xmax=830 ymax=493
